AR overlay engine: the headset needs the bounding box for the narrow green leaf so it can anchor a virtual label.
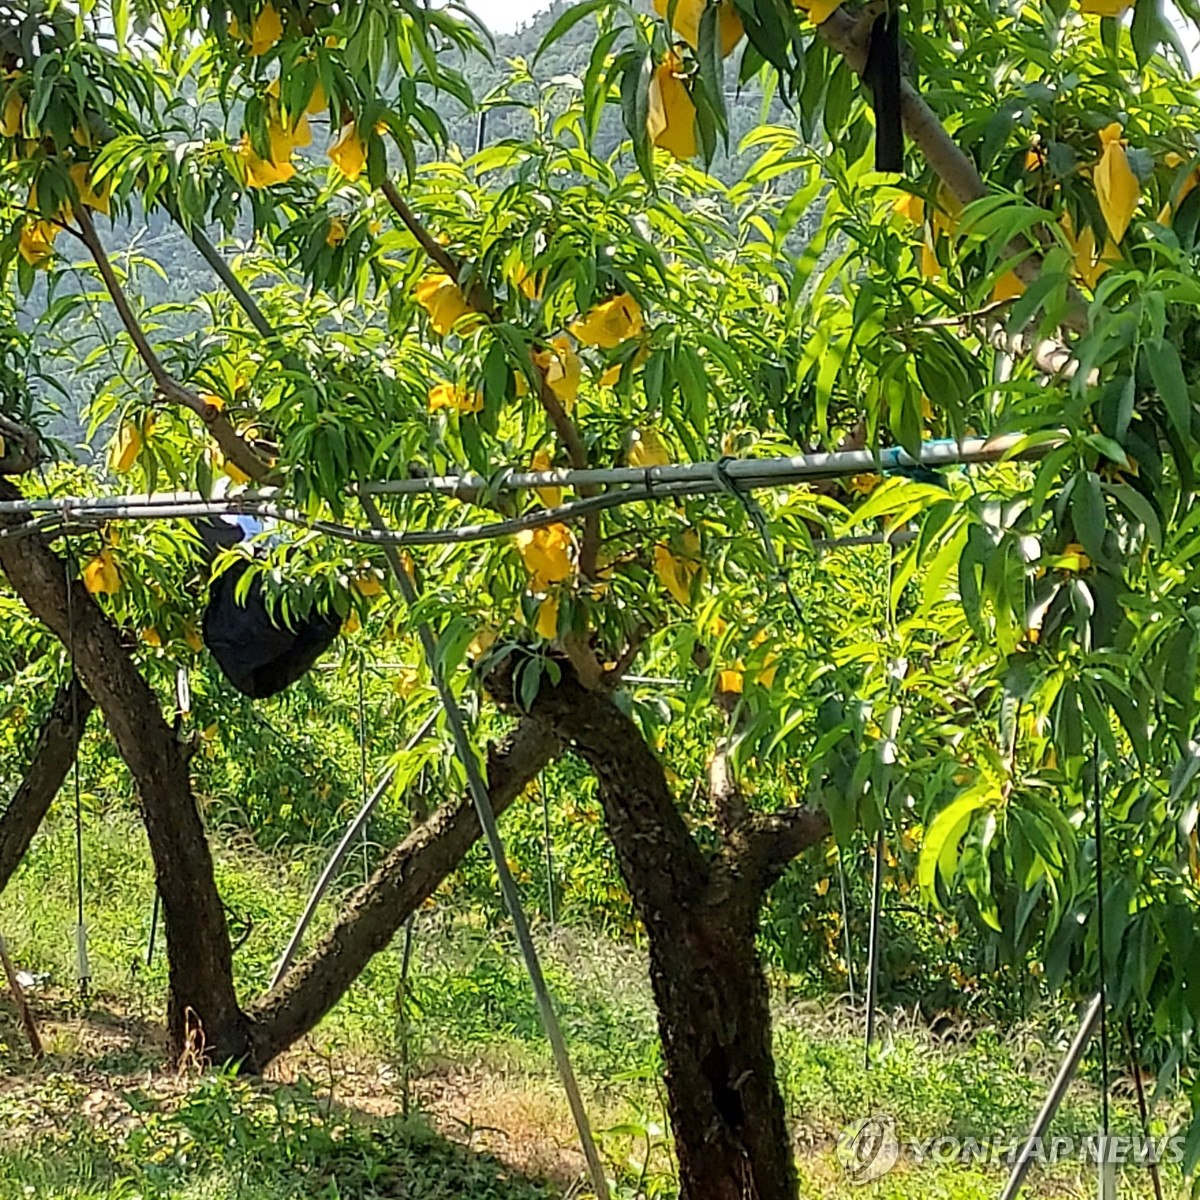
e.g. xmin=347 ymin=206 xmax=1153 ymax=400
xmin=919 ymin=791 xmax=987 ymax=897
xmin=1147 ymin=339 xmax=1192 ymax=442
xmin=535 ymin=0 xmax=612 ymax=64
xmin=1071 ymin=471 xmax=1106 ymax=560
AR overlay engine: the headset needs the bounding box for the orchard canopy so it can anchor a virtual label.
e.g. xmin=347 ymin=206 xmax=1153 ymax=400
xmin=5 ymin=0 xmax=1200 ymax=1171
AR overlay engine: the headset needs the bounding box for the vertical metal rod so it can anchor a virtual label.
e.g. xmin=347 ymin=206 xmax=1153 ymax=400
xmin=360 ymin=494 xmax=610 ymax=1200
xmin=358 ymin=660 xmax=370 ymax=884
xmin=397 ymin=767 xmax=427 ymax=1122
xmin=836 ymin=848 xmax=856 ymax=1006
xmin=146 ymin=891 xmax=160 ymax=967
xmin=542 ymin=771 xmax=557 ymax=927
xmin=999 ymin=993 xmax=1103 ymax=1200
xmin=1091 ymin=743 xmax=1114 ymax=1200
xmin=268 ymin=711 xmax=439 ymax=990
xmin=1127 ymin=1018 xmax=1164 ymax=1200
xmin=397 ymin=912 xmax=417 ymax=1118
xmin=63 ymin=539 xmax=89 ymax=1002
xmin=864 ymin=827 xmax=885 ymax=1066
xmin=1092 ymin=745 xmax=1110 ymax=1137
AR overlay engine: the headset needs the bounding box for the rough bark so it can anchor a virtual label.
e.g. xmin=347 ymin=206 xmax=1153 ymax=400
xmin=0 ymin=480 xmax=249 ymax=1064
xmin=0 ymin=413 xmax=41 ymax=477
xmin=246 ymin=715 xmax=559 ymax=1068
xmin=2 ymin=479 xmax=558 ymax=1069
xmin=0 ymin=676 xmax=95 ymax=894
xmin=816 ymin=6 xmax=1087 ymax=334
xmin=509 ymin=665 xmax=830 ymax=1200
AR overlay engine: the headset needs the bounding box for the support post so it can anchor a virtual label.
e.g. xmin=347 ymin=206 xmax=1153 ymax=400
xmin=359 ymin=493 xmax=610 ymax=1200
xmin=999 ymin=993 xmax=1103 ymax=1200
xmin=269 ymin=710 xmax=439 ymax=989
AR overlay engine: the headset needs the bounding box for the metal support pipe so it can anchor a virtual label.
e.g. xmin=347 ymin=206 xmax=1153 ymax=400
xmin=999 ymin=992 xmax=1103 ymax=1200
xmin=0 ymin=436 xmax=1051 ymax=548
xmin=0 ymin=433 xmax=1052 ymax=517
xmin=864 ymin=826 xmax=885 ymax=1066
xmin=359 ymin=492 xmax=611 ymax=1200
xmin=268 ymin=710 xmax=439 ymax=990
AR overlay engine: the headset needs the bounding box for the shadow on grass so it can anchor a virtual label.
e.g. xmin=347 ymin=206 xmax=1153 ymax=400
xmin=0 ymin=1075 xmax=559 ymax=1200
xmin=0 ymin=996 xmax=564 ymax=1200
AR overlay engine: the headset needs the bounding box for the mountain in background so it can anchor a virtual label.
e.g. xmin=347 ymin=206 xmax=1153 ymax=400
xmin=25 ymin=1 xmax=815 ymax=454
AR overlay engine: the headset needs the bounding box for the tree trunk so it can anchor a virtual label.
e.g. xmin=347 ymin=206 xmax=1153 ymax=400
xmin=646 ymin=900 xmax=796 ymax=1199
xmin=0 ymin=676 xmax=95 ymax=894
xmin=0 ymin=482 xmax=249 ymax=1064
xmin=247 ymin=715 xmax=559 ymax=1067
xmin=0 ymin=484 xmax=561 ymax=1070
xmin=513 ymin=664 xmax=828 ymax=1200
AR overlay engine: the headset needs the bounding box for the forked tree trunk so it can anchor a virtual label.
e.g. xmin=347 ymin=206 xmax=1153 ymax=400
xmin=0 ymin=482 xmax=249 ymax=1063
xmin=646 ymin=899 xmax=797 ymax=1197
xmin=0 ymin=489 xmax=559 ymax=1068
xmin=514 ymin=664 xmax=828 ymax=1200
xmin=0 ymin=676 xmax=95 ymax=894
xmin=247 ymin=716 xmax=559 ymax=1067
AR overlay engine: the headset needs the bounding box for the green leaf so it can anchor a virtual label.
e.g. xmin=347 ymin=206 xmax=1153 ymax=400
xmin=673 ymin=342 xmax=708 ymax=437
xmin=1070 ymin=471 xmax=1106 ymax=560
xmin=619 ymin=49 xmax=654 ymax=182
xmin=1131 ymin=0 xmax=1164 ymax=68
xmin=919 ymin=790 xmax=988 ymax=898
xmin=696 ymin=3 xmax=729 ymax=148
xmin=1147 ymin=339 xmax=1192 ymax=442
xmin=535 ymin=0 xmax=614 ymax=64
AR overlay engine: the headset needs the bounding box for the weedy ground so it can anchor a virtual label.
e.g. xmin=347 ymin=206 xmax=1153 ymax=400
xmin=0 ymin=815 xmax=1186 ymax=1198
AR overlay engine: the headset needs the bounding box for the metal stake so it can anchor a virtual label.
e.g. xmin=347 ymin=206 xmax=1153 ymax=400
xmin=360 ymin=493 xmax=610 ymax=1200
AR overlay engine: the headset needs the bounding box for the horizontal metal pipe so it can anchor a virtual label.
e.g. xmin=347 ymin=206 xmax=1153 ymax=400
xmin=0 ymin=434 xmax=1049 ymax=515
xmin=0 ymin=434 xmax=1052 ymax=548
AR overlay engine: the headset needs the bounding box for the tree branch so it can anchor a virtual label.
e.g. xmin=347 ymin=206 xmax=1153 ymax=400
xmin=0 ymin=414 xmax=42 ymax=477
xmin=246 ymin=713 xmax=560 ymax=1067
xmin=709 ymin=737 xmax=746 ymax=835
xmin=599 ymin=622 xmax=650 ymax=689
xmin=379 ymin=175 xmax=602 ymax=578
xmin=493 ymin=658 xmax=709 ymax=919
xmin=0 ymin=676 xmax=94 ymax=895
xmin=381 ymin=179 xmax=470 ymax=289
xmin=0 ymin=478 xmax=246 ymax=1063
xmin=73 ymin=207 xmax=271 ymax=484
xmin=720 ymin=806 xmax=831 ymax=901
xmin=817 ymin=8 xmax=1087 ymax=333
xmin=184 ymin=221 xmax=276 ymax=342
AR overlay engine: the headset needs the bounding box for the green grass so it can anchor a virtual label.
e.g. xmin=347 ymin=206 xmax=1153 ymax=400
xmin=0 ymin=1071 xmax=555 ymax=1200
xmin=0 ymin=814 xmax=1191 ymax=1198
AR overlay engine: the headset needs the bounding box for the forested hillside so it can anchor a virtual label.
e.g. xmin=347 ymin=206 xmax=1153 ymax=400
xmin=26 ymin=0 xmax=808 ymax=452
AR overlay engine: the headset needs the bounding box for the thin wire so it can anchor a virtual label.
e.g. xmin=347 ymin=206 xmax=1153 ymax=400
xmin=1093 ymin=738 xmax=1110 ymax=1138
xmin=357 ymin=658 xmax=370 ymax=885
xmin=360 ymin=492 xmax=610 ymax=1200
xmin=0 ymin=482 xmax=701 ymax=547
xmin=267 ymin=710 xmax=439 ymax=990
xmin=713 ymin=457 xmax=805 ymax=623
